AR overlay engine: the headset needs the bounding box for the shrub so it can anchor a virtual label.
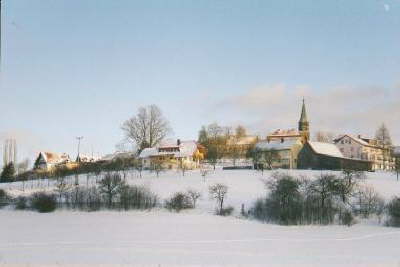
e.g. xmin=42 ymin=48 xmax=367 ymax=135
xmin=255 ymin=174 xmax=303 ymax=225
xmin=220 ymin=206 xmax=234 ymax=216
xmin=31 ymin=192 xmax=57 ymax=213
xmin=15 ymin=196 xmax=28 ymax=210
xmin=0 ymin=189 xmax=10 ymax=207
xmin=341 ymin=210 xmax=355 ymax=227
xmin=165 ymin=192 xmax=193 ymax=212
xmin=387 ymin=197 xmax=400 ymax=227
xmin=119 ymin=185 xmax=158 ymax=210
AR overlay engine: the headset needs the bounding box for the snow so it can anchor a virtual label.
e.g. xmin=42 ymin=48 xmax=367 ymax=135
xmin=1 ymin=169 xmax=400 ymax=265
xmin=1 ymin=210 xmax=400 ymax=266
xmin=308 ymin=141 xmax=344 ymax=158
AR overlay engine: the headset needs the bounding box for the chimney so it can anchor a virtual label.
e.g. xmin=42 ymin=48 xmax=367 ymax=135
xmin=177 ymin=139 xmax=181 ymax=146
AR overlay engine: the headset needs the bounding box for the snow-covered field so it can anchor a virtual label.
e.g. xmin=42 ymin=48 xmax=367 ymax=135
xmin=1 ymin=169 xmax=400 ymax=266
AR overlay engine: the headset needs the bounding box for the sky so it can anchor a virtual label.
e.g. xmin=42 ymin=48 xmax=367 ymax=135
xmin=0 ymin=0 xmax=399 ymax=165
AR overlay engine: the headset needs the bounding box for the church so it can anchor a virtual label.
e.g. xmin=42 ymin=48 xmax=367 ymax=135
xmin=255 ymin=100 xmax=373 ymax=171
xmin=255 ymin=100 xmax=310 ymax=169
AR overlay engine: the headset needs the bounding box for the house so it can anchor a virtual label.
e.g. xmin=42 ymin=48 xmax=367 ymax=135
xmin=298 ymin=141 xmax=372 ymax=171
xmin=255 ymin=138 xmax=303 ymax=169
xmin=333 ymin=134 xmax=394 ymax=171
xmin=139 ymin=139 xmax=204 ymax=170
xmin=35 ymin=152 xmax=70 ymax=170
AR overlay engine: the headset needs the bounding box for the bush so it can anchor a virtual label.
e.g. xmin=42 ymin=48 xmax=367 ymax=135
xmin=118 ymin=185 xmax=158 ymax=210
xmin=31 ymin=192 xmax=57 ymax=213
xmin=255 ymin=174 xmax=303 ymax=225
xmin=0 ymin=189 xmax=10 ymax=207
xmin=340 ymin=210 xmax=355 ymax=227
xmin=387 ymin=197 xmax=400 ymax=227
xmin=15 ymin=196 xmax=28 ymax=210
xmin=220 ymin=206 xmax=234 ymax=216
xmin=165 ymin=192 xmax=193 ymax=212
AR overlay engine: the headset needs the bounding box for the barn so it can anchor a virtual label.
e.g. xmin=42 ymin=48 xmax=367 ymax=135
xmin=298 ymin=141 xmax=372 ymax=171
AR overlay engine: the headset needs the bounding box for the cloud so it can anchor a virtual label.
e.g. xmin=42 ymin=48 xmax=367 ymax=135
xmin=384 ymin=3 xmax=390 ymax=12
xmin=211 ymin=83 xmax=400 ymax=143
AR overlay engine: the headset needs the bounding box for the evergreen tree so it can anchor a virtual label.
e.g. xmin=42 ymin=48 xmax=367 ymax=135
xmin=375 ymin=123 xmax=392 ymax=146
xmin=0 ymin=163 xmax=15 ymax=183
xmin=198 ymin=126 xmax=208 ymax=145
xmin=33 ymin=154 xmax=41 ymax=170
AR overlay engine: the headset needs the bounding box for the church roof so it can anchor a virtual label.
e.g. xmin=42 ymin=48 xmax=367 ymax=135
xmin=299 ymin=99 xmax=308 ymax=123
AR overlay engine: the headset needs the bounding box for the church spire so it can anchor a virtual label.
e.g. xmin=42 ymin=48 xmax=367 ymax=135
xmin=298 ymin=98 xmax=310 ymax=141
xmin=299 ymin=98 xmax=308 ymax=123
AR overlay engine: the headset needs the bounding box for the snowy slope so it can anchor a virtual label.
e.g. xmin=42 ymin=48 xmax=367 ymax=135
xmin=0 ymin=210 xmax=400 ymax=266
xmin=1 ymin=169 xmax=400 ymax=265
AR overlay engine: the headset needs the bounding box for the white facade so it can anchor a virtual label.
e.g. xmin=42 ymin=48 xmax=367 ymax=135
xmin=139 ymin=140 xmax=201 ymax=170
xmin=334 ymin=135 xmax=394 ymax=171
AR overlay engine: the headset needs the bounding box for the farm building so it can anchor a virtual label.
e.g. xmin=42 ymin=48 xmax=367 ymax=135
xmin=298 ymin=141 xmax=372 ymax=171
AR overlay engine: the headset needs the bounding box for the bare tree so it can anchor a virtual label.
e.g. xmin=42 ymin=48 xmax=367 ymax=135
xmin=235 ymin=125 xmax=247 ymax=138
xmin=98 ymin=172 xmax=125 ymax=208
xmin=263 ymin=149 xmax=280 ymax=170
xmin=209 ymin=183 xmax=228 ymax=215
xmin=200 ymin=165 xmax=209 ymax=182
xmin=121 ymin=105 xmax=171 ymax=152
xmin=314 ymin=131 xmax=334 ymax=143
xmin=187 ymin=189 xmax=201 ymax=208
xmin=375 ymin=123 xmax=392 ymax=146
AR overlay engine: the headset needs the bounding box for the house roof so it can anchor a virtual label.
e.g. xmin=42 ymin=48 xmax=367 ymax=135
xmin=40 ymin=152 xmax=70 ymax=164
xmin=307 ymin=142 xmax=344 ymax=158
xmin=256 ymin=139 xmax=300 ymax=151
xmin=268 ymin=129 xmax=301 ymax=137
xmin=227 ymin=136 xmax=258 ymax=146
xmin=139 ymin=140 xmax=198 ymax=159
xmin=334 ymin=134 xmax=383 ymax=148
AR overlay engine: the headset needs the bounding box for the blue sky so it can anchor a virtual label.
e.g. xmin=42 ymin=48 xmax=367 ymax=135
xmin=1 ymin=0 xmax=399 ymax=163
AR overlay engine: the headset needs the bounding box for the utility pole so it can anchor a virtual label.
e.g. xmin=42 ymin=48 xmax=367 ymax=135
xmin=76 ymin=136 xmax=83 ymax=162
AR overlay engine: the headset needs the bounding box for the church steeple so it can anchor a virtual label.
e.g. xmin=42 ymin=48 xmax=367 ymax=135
xmin=298 ymin=98 xmax=310 ymax=141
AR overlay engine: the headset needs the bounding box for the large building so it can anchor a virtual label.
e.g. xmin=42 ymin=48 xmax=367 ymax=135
xmin=333 ymin=134 xmax=394 ymax=171
xmin=255 ymin=99 xmax=310 ymax=169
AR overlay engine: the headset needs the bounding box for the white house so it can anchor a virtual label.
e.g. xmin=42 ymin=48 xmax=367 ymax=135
xmin=35 ymin=152 xmax=70 ymax=170
xmin=139 ymin=139 xmax=203 ymax=169
xmin=333 ymin=134 xmax=394 ymax=171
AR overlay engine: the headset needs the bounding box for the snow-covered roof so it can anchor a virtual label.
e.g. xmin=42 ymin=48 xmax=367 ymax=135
xmin=139 ymin=140 xmax=198 ymax=159
xmin=308 ymin=142 xmax=343 ymax=158
xmin=256 ymin=139 xmax=299 ymax=151
xmin=268 ymin=129 xmax=300 ymax=137
xmin=39 ymin=152 xmax=70 ymax=164
xmin=102 ymin=151 xmax=135 ymax=161
xmin=335 ymin=134 xmax=377 ymax=147
xmin=227 ymin=136 xmax=258 ymax=146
